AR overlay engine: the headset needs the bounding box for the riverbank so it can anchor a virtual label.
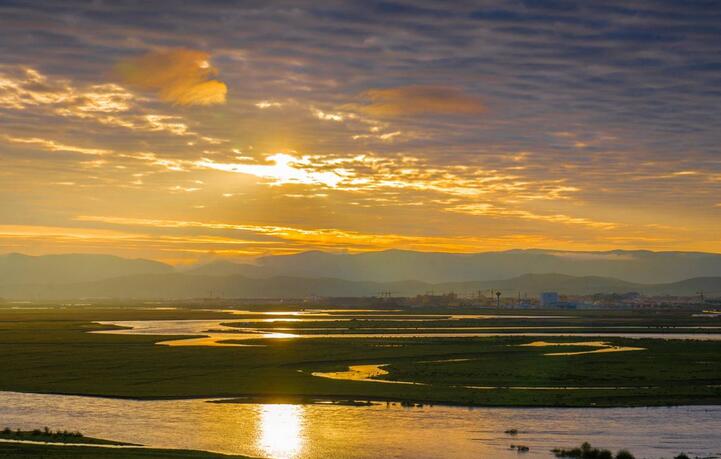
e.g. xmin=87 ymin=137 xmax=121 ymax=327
xmin=0 ymin=426 xmax=253 ymax=458
xmin=0 ymin=442 xmax=253 ymax=458
xmin=0 ymin=427 xmax=132 ymax=446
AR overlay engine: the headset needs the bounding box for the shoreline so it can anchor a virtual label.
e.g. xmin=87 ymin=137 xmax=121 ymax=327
xmin=2 ymin=389 xmax=721 ymax=410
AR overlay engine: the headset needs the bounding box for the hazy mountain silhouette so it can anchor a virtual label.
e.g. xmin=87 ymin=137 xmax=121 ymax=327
xmin=1 ymin=272 xmax=719 ymax=300
xmin=0 ymin=253 xmax=172 ymax=285
xmin=238 ymin=249 xmax=721 ymax=284
xmin=2 ymin=250 xmax=721 ymax=299
xmin=185 ymin=260 xmax=270 ymax=277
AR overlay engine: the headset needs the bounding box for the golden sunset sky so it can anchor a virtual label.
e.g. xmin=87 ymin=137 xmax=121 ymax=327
xmin=1 ymin=1 xmax=720 ymax=264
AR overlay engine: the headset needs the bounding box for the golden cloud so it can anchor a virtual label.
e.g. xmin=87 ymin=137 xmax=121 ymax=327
xmin=355 ymin=85 xmax=485 ymax=117
xmin=192 ymin=152 xmax=579 ymax=208
xmin=115 ymin=48 xmax=227 ymax=106
xmin=2 ymin=134 xmax=110 ymax=156
xmin=447 ymin=203 xmax=618 ymax=230
xmin=72 ymin=215 xmax=555 ymax=254
xmin=0 ymin=67 xmax=224 ymax=142
xmin=196 ymin=153 xmax=348 ymax=187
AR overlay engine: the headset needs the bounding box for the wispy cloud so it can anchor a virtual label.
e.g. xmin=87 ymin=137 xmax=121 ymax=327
xmin=0 ymin=67 xmax=132 ymax=113
xmin=194 ymin=152 xmax=579 ymax=204
xmin=2 ymin=134 xmax=110 ymax=156
xmin=0 ymin=67 xmax=224 ymax=142
xmin=196 ymin=153 xmax=348 ymax=187
xmin=72 ymin=215 xmax=565 ymax=255
xmin=446 ymin=203 xmax=618 ymax=230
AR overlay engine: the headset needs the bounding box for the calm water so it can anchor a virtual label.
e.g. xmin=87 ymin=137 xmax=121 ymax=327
xmin=0 ymin=391 xmax=719 ymax=459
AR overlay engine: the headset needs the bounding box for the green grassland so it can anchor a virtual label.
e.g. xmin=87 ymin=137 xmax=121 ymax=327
xmin=0 ymin=306 xmax=720 ymax=407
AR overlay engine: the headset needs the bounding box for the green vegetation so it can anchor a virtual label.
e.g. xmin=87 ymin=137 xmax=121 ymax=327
xmin=0 ymin=306 xmax=720 ymax=407
xmin=0 ymin=443 xmax=251 ymax=458
xmin=552 ymin=443 xmax=694 ymax=459
xmin=552 ymin=442 xmax=632 ymax=459
xmin=0 ymin=427 xmax=129 ymax=445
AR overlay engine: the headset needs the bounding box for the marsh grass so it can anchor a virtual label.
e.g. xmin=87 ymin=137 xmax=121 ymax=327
xmin=0 ymin=427 xmax=129 ymax=445
xmin=552 ymin=442 xmax=631 ymax=459
xmin=0 ymin=307 xmax=719 ymax=407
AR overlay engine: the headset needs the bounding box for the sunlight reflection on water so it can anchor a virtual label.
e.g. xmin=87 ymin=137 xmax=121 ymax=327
xmin=1 ymin=391 xmax=720 ymax=459
xmin=94 ymin=318 xmax=721 ymax=347
xmin=259 ymin=404 xmax=304 ymax=459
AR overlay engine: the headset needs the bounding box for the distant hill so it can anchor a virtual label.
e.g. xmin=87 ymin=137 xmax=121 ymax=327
xmin=249 ymin=249 xmax=721 ymax=284
xmin=2 ymin=250 xmax=721 ymax=299
xmin=0 ymin=253 xmax=173 ymax=285
xmin=450 ymin=274 xmax=721 ymax=297
xmin=183 ymin=260 xmax=269 ymax=277
xmin=443 ymin=273 xmax=640 ymax=296
xmin=642 ymin=276 xmax=721 ymax=296
xmin=0 ymin=273 xmax=426 ymax=300
xmin=1 ymin=272 xmax=719 ymax=300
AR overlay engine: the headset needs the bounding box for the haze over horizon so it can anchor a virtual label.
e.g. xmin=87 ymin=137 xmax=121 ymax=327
xmin=3 ymin=1 xmax=721 ymax=264
xmin=4 ymin=248 xmax=721 ymax=285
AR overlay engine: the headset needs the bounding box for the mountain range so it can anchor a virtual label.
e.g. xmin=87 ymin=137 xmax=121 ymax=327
xmin=1 ymin=250 xmax=720 ymax=299
xmin=187 ymin=249 xmax=721 ymax=284
xmin=0 ymin=253 xmax=172 ymax=285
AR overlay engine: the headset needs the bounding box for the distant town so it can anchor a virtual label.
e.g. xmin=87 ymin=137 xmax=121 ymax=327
xmin=305 ymin=290 xmax=720 ymax=310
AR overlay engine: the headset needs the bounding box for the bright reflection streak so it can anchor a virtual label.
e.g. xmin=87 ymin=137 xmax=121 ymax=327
xmin=258 ymin=404 xmax=304 ymax=459
xmin=263 ymin=332 xmax=301 ymax=339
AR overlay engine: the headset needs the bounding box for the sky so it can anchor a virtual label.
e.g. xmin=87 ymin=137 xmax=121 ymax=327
xmin=1 ymin=0 xmax=721 ymax=264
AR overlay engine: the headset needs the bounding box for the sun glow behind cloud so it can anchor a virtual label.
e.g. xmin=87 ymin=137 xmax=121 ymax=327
xmin=196 ymin=154 xmax=348 ymax=187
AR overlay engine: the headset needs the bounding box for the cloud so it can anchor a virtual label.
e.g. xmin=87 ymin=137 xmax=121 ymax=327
xmin=355 ymin=86 xmax=485 ymax=117
xmin=0 ymin=67 xmax=223 ymax=142
xmin=0 ymin=67 xmax=133 ymax=112
xmin=446 ymin=203 xmax=618 ymax=230
xmin=2 ymin=134 xmax=110 ymax=156
xmin=255 ymin=100 xmax=282 ymax=109
xmin=312 ymin=108 xmax=344 ymax=122
xmin=72 ymin=215 xmax=557 ymax=254
xmin=196 ymin=153 xmax=348 ymax=187
xmin=115 ymin=48 xmax=227 ymax=106
xmin=193 ymin=152 xmax=580 ymax=204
